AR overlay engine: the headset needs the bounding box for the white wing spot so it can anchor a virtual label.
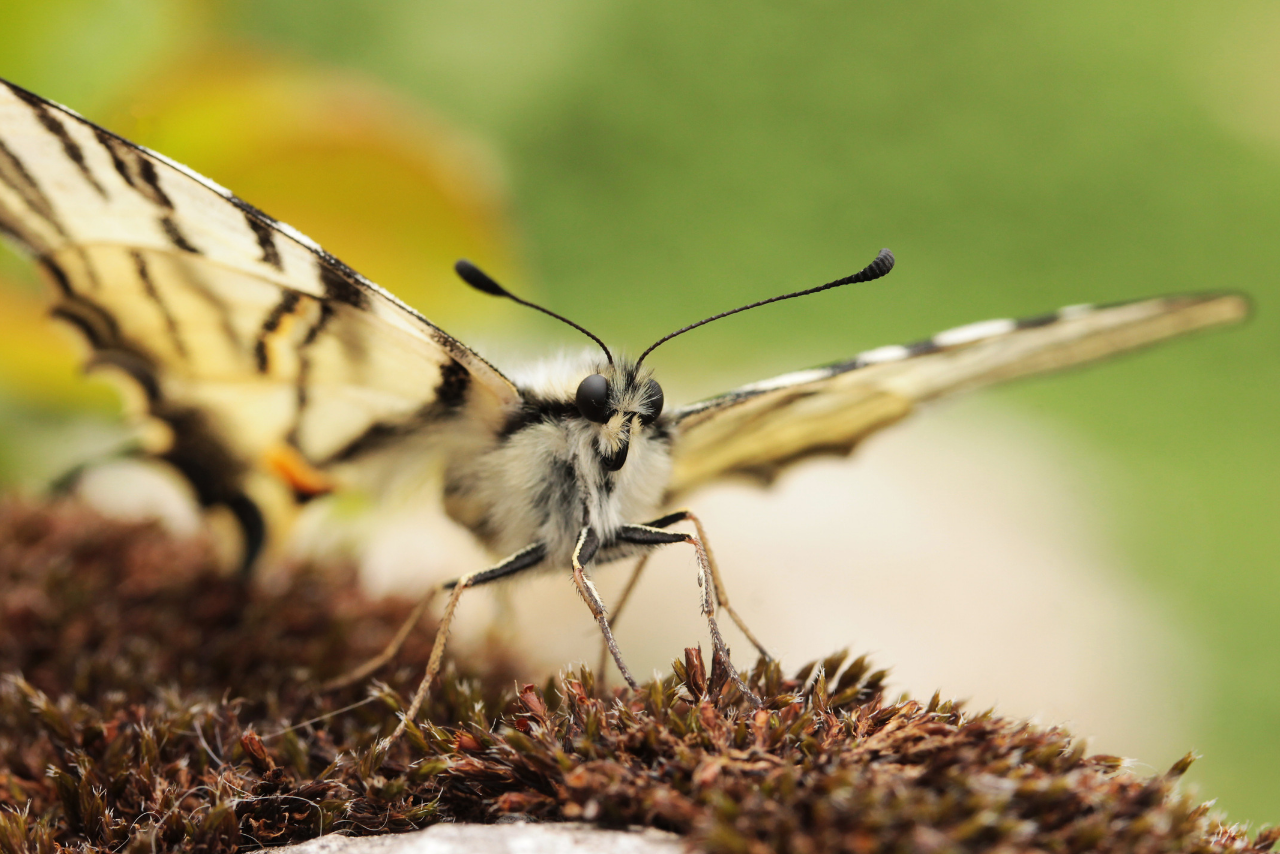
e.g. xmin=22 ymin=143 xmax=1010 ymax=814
xmin=1058 ymin=303 xmax=1094 ymax=320
xmin=858 ymin=344 xmax=912 ymax=364
xmin=274 ymin=220 xmax=323 ymax=253
xmin=933 ymin=318 xmax=1017 ymax=348
xmin=737 ymin=367 xmax=831 ymax=393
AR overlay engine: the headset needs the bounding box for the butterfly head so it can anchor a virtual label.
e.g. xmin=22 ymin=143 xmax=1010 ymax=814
xmin=575 ymin=359 xmax=664 ymax=471
xmin=456 ymin=249 xmax=895 ymax=472
xmin=456 ymin=260 xmax=665 ymax=472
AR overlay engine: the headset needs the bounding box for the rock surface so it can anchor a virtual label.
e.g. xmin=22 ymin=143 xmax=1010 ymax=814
xmin=276 ymin=824 xmax=681 ymax=854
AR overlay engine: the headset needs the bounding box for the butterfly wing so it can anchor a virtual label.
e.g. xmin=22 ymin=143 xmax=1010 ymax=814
xmin=665 ymin=294 xmax=1248 ymax=499
xmin=0 ymin=77 xmax=521 ymax=564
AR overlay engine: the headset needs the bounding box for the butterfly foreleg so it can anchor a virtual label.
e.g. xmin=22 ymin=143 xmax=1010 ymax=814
xmin=389 ymin=542 xmax=547 ymax=739
xmin=326 ymin=542 xmax=543 ymax=692
xmin=570 ymin=527 xmax=641 ymax=690
xmin=630 ymin=510 xmax=773 ymax=662
xmin=318 ymin=542 xmax=545 ymax=742
xmin=615 ymin=518 xmax=763 ymax=707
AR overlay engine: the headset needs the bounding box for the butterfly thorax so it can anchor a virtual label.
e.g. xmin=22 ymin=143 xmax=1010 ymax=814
xmin=442 ymin=355 xmax=672 ymax=566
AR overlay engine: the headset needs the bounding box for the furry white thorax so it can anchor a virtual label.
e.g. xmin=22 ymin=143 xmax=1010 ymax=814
xmin=442 ymin=351 xmax=672 ymax=567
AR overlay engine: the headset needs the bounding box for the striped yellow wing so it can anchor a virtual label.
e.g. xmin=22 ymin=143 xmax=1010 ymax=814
xmin=666 ymin=294 xmax=1247 ymax=500
xmin=0 ymin=77 xmax=520 ymax=564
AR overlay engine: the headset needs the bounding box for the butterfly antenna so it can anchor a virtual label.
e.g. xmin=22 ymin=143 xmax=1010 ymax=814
xmin=636 ymin=248 xmax=895 ymax=367
xmin=455 ymin=260 xmax=614 ymax=365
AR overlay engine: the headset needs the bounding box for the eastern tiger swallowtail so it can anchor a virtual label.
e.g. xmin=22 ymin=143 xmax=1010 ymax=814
xmin=0 ymin=77 xmax=1248 ymax=730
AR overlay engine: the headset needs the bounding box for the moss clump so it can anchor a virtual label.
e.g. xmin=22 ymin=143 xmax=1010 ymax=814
xmin=0 ymin=498 xmax=1274 ymax=853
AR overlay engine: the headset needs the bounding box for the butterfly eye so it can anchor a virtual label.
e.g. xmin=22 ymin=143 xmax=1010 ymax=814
xmin=576 ymin=374 xmax=612 ymax=423
xmin=640 ymin=379 xmax=664 ymax=425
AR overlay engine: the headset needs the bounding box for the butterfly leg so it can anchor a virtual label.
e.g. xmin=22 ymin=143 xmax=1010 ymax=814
xmin=390 ymin=542 xmax=547 ymax=740
xmin=616 ymin=519 xmax=763 ymax=707
xmin=571 ymin=527 xmax=640 ymax=690
xmin=596 ymin=553 xmax=652 ymax=685
xmin=326 ymin=541 xmax=548 ymax=694
xmin=634 ymin=510 xmax=773 ymax=661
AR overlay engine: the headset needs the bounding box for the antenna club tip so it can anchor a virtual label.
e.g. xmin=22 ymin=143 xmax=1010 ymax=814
xmin=868 ymin=248 xmax=894 ymax=277
xmin=454 ymin=259 xmax=508 ymax=297
xmin=847 ymin=248 xmax=894 ymax=284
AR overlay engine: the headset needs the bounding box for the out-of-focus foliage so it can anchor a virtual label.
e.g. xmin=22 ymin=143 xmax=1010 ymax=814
xmin=0 ymin=0 xmax=1276 ymax=822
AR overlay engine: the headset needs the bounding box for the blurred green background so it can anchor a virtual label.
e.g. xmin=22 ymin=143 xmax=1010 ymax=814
xmin=0 ymin=0 xmax=1276 ymax=822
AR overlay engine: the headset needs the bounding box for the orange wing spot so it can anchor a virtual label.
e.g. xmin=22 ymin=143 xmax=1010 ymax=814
xmin=264 ymin=444 xmax=336 ymax=500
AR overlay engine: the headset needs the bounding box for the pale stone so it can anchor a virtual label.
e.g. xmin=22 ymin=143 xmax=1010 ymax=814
xmin=276 ymin=823 xmax=683 ymax=854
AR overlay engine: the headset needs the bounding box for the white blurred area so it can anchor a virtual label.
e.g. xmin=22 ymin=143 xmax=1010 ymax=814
xmin=78 ymin=397 xmax=1203 ymax=768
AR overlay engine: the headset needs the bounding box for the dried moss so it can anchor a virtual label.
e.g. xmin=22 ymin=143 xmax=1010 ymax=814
xmin=0 ymin=498 xmax=1273 ymax=853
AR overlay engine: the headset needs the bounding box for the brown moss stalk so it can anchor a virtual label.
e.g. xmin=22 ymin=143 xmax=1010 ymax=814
xmin=0 ymin=498 xmax=1274 ymax=853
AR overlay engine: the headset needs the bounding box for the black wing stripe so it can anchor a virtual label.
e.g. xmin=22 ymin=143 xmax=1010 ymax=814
xmin=435 ymin=358 xmax=471 ymax=408
xmin=319 ymin=262 xmax=370 ymax=309
xmin=244 ymin=210 xmax=283 ymax=270
xmin=88 ymin=349 xmax=162 ymax=402
xmin=89 ymin=126 xmax=176 ymax=209
xmin=324 ymin=410 xmax=429 ymax=464
xmin=0 ymin=212 xmax=36 ymax=255
xmin=41 ymin=256 xmax=121 ymax=346
xmin=132 ymin=150 xmax=175 ymax=209
xmin=132 ymin=250 xmax=189 ymax=360
xmin=8 ymin=86 xmax=108 ymax=198
xmin=301 ymin=300 xmax=334 ymax=347
xmin=37 ymin=257 xmax=75 ymax=298
xmin=285 ymin=301 xmax=329 ymax=447
xmin=159 ymin=215 xmax=200 ymax=254
xmin=50 ymin=302 xmax=115 ymax=350
xmin=322 ymin=358 xmax=469 ymax=465
xmin=92 ymin=126 xmax=138 ymax=193
xmin=1014 ymin=311 xmax=1060 ymax=330
xmin=904 ymin=338 xmax=943 ymax=358
xmin=46 ymin=274 xmax=165 ymax=405
xmin=9 ymin=86 xmax=108 ymax=199
xmin=0 ymin=136 xmax=67 ymax=239
xmin=254 ymin=290 xmax=302 ymax=373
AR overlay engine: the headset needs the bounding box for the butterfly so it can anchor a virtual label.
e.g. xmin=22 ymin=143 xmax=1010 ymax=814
xmin=0 ymin=77 xmax=1248 ymax=732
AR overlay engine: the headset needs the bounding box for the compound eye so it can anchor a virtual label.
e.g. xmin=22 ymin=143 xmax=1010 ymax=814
xmin=639 ymin=379 xmax=664 ymax=425
xmin=576 ymin=374 xmax=612 ymax=423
